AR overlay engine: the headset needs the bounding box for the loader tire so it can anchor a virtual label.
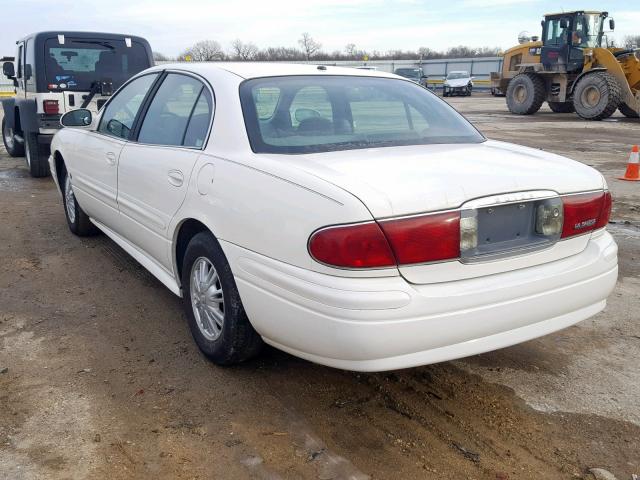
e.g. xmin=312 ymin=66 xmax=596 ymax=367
xmin=506 ymin=72 xmax=546 ymax=115
xmin=573 ymin=72 xmax=621 ymax=120
xmin=619 ymin=103 xmax=639 ymax=118
xmin=548 ymin=101 xmax=575 ymax=113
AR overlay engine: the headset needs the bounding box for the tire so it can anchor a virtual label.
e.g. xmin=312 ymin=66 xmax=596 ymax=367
xmin=24 ymin=132 xmax=51 ymax=177
xmin=572 ymin=72 xmax=621 ymax=120
xmin=2 ymin=116 xmax=25 ymax=157
xmin=619 ymin=103 xmax=639 ymax=118
xmin=61 ymin=167 xmax=98 ymax=236
xmin=548 ymin=101 xmax=575 ymax=113
xmin=505 ymin=72 xmax=546 ymax=115
xmin=181 ymin=232 xmax=262 ymax=365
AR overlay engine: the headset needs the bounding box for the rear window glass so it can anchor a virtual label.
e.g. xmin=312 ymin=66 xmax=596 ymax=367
xmin=240 ymin=75 xmax=484 ymax=154
xmin=44 ymin=38 xmax=151 ymax=91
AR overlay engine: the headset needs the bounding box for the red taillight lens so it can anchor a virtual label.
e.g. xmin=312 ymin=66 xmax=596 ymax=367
xmin=309 ymin=211 xmax=461 ymax=269
xmin=595 ymin=190 xmax=612 ymax=229
xmin=380 ymin=211 xmax=461 ymax=264
xmin=43 ymin=99 xmax=59 ymax=114
xmin=308 ymin=222 xmax=396 ymax=268
xmin=561 ymin=191 xmax=611 ymax=238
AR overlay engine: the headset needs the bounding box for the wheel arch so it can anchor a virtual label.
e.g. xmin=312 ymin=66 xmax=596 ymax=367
xmin=173 ymin=218 xmax=216 ymax=288
xmin=52 ymin=150 xmax=66 ymax=192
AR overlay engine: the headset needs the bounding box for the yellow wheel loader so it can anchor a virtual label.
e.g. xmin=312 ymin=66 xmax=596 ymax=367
xmin=492 ymin=11 xmax=640 ymax=120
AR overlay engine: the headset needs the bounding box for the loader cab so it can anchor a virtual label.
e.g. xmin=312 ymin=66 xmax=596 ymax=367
xmin=541 ymin=11 xmax=608 ymax=73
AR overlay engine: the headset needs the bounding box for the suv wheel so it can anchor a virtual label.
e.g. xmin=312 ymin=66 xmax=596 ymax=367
xmin=2 ymin=117 xmax=25 ymax=157
xmin=62 ymin=168 xmax=98 ymax=236
xmin=182 ymin=232 xmax=262 ymax=365
xmin=25 ymin=132 xmax=51 ymax=178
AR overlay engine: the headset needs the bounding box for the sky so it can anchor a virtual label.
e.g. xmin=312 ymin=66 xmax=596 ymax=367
xmin=1 ymin=0 xmax=638 ymax=58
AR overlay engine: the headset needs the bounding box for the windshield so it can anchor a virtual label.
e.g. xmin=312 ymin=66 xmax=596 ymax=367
xmin=573 ymin=13 xmax=604 ymax=48
xmin=395 ymin=68 xmax=421 ymax=79
xmin=44 ymin=38 xmax=151 ymax=91
xmin=240 ymin=76 xmax=485 ymax=154
xmin=447 ymin=72 xmax=469 ymax=79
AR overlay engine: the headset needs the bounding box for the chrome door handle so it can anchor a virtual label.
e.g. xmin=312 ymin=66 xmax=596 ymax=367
xmin=105 ymin=152 xmax=116 ymax=165
xmin=168 ymin=170 xmax=184 ymax=187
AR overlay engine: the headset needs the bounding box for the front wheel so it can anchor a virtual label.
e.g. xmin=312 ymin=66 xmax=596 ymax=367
xmin=62 ymin=168 xmax=98 ymax=236
xmin=24 ymin=132 xmax=51 ymax=177
xmin=2 ymin=116 xmax=25 ymax=157
xmin=181 ymin=232 xmax=262 ymax=365
xmin=572 ymin=72 xmax=621 ymax=120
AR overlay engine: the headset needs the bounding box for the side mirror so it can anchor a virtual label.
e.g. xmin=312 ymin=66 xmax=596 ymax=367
xmin=24 ymin=64 xmax=32 ymax=80
xmin=60 ymin=109 xmax=92 ymax=128
xmin=541 ymin=20 xmax=545 ymax=28
xmin=559 ymin=18 xmax=568 ymax=29
xmin=2 ymin=62 xmax=15 ymax=79
xmin=609 ymin=18 xmax=615 ymax=30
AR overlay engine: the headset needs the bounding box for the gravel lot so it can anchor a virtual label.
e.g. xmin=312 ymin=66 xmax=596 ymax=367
xmin=1 ymin=95 xmax=638 ymax=480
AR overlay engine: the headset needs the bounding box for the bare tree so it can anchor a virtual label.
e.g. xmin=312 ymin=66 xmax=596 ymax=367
xmin=344 ymin=43 xmax=357 ymax=58
xmin=623 ymin=35 xmax=640 ymax=48
xmin=298 ymin=33 xmax=321 ymax=61
xmin=179 ymin=40 xmax=226 ymax=61
xmin=231 ymin=39 xmax=259 ymax=61
xmin=152 ymin=51 xmax=171 ymax=62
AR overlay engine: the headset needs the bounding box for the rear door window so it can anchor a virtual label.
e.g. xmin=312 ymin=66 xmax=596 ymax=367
xmin=137 ymin=73 xmax=211 ymax=147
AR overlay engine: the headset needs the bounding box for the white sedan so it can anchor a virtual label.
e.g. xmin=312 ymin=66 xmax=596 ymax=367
xmin=49 ymin=63 xmax=617 ymax=372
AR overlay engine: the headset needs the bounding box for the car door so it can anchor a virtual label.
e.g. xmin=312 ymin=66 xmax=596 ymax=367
xmin=68 ymin=73 xmax=159 ymax=226
xmin=116 ymin=72 xmax=213 ymax=269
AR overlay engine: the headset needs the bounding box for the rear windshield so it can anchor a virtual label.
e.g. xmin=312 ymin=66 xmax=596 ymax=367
xmin=240 ymin=75 xmax=484 ymax=154
xmin=44 ymin=38 xmax=151 ymax=91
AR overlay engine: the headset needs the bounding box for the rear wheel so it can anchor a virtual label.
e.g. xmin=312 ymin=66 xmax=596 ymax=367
xmin=619 ymin=103 xmax=639 ymax=118
xmin=181 ymin=232 xmax=262 ymax=365
xmin=548 ymin=101 xmax=575 ymax=113
xmin=24 ymin=132 xmax=50 ymax=177
xmin=572 ymin=72 xmax=621 ymax=120
xmin=2 ymin=116 xmax=24 ymax=157
xmin=506 ymin=72 xmax=546 ymax=115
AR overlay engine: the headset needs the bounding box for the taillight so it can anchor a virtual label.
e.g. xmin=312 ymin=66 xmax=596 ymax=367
xmin=595 ymin=190 xmax=612 ymax=229
xmin=308 ymin=222 xmax=396 ymax=268
xmin=379 ymin=211 xmax=460 ymax=264
xmin=309 ymin=211 xmax=461 ymax=269
xmin=43 ymin=99 xmax=59 ymax=114
xmin=561 ymin=191 xmax=611 ymax=238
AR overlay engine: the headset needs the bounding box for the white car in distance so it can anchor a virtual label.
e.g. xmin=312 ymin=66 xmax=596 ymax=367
xmin=443 ymin=70 xmax=474 ymax=97
xmin=50 ymin=63 xmax=617 ymax=372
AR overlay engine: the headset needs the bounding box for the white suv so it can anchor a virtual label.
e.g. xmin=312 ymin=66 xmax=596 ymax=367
xmin=1 ymin=31 xmax=153 ymax=177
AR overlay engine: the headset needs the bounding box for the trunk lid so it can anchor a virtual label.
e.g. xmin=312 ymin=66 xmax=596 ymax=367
xmin=274 ymin=140 xmax=605 ymax=283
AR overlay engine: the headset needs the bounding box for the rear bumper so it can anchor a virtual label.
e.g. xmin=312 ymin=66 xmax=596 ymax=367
xmin=224 ymin=231 xmax=618 ymax=371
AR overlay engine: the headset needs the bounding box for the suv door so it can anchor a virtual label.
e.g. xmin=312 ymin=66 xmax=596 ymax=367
xmin=67 ymin=73 xmax=158 ymax=226
xmin=116 ymin=72 xmax=213 ymax=269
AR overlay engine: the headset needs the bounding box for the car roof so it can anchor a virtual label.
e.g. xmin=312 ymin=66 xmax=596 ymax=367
xmin=150 ymin=62 xmax=399 ymax=80
xmin=19 ymin=31 xmax=150 ymax=43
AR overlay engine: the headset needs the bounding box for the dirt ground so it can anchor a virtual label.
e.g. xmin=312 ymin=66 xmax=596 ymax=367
xmin=1 ymin=96 xmax=639 ymax=480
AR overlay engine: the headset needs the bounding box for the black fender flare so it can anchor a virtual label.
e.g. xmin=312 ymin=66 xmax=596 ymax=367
xmin=1 ymin=98 xmax=16 ymax=131
xmin=569 ymin=68 xmax=607 ymax=95
xmin=15 ymin=97 xmax=39 ymax=134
